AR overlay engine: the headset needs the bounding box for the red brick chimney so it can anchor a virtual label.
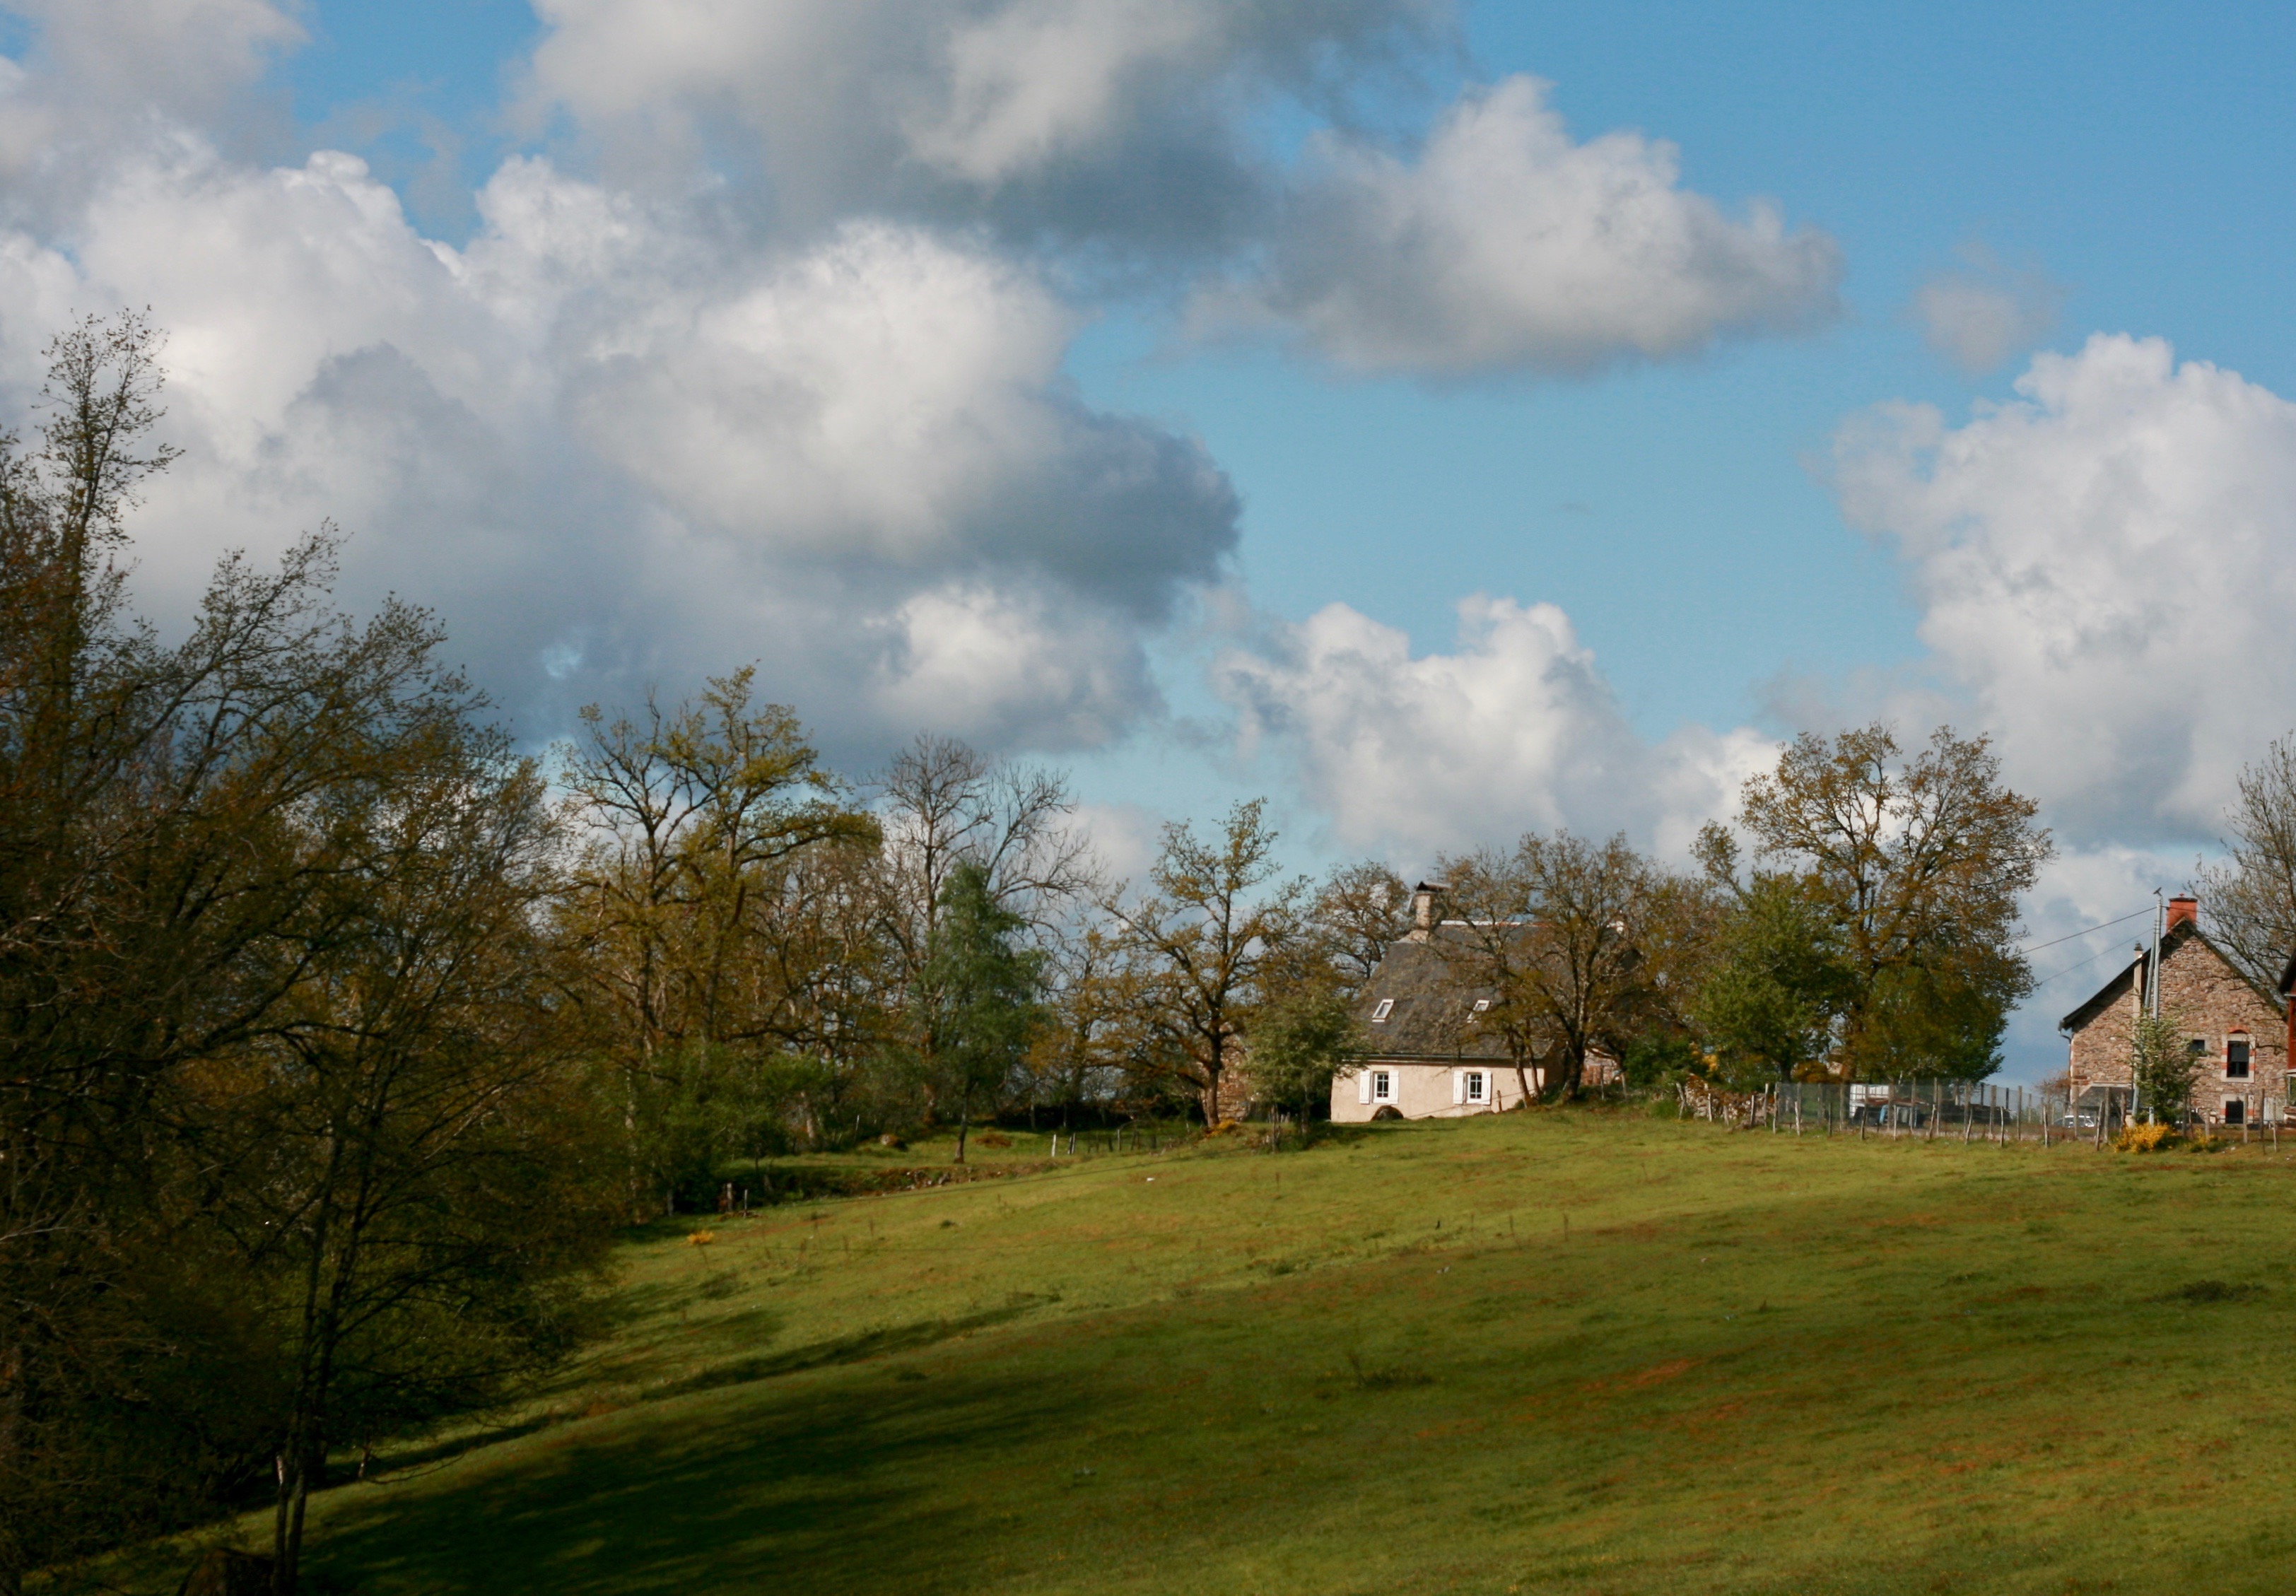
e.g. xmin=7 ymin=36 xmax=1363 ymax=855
xmin=2166 ymin=895 xmax=2198 ymax=933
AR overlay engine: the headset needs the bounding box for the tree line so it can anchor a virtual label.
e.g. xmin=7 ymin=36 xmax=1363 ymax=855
xmin=0 ymin=317 xmax=2085 ymax=1591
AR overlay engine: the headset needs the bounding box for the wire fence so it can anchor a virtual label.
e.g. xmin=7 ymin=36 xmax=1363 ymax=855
xmin=1680 ymin=1078 xmax=2292 ymax=1148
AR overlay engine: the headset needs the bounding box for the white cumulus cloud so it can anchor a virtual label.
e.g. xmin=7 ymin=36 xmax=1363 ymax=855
xmin=4 ymin=140 xmax=1238 ymax=757
xmin=1834 ymin=332 xmax=2296 ymax=845
xmin=1214 ymin=594 xmax=1774 ymax=859
xmin=1198 ymin=76 xmax=1842 ymax=377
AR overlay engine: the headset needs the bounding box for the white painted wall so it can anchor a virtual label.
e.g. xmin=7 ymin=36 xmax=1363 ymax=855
xmin=1328 ymin=1060 xmax=1540 ymax=1122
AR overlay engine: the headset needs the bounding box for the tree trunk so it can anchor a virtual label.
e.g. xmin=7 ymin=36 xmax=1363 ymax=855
xmin=0 ymin=1339 xmax=20 ymax=1596
xmin=954 ymin=1085 xmax=971 ymax=1165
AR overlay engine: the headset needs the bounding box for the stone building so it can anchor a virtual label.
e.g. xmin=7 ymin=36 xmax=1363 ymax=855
xmin=1328 ymin=884 xmax=1615 ymax=1123
xmin=2059 ymin=896 xmax=2285 ymax=1125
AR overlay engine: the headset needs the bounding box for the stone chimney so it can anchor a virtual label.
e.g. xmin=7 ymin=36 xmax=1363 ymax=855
xmin=1410 ymin=881 xmax=1446 ymax=940
xmin=2167 ymin=894 xmax=2198 ymax=934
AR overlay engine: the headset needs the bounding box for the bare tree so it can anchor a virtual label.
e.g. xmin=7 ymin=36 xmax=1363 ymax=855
xmin=1301 ymin=860 xmax=1412 ymax=996
xmin=1106 ymin=799 xmax=1302 ymax=1122
xmin=1029 ymin=908 xmax=1144 ymax=1125
xmin=874 ymin=737 xmax=1094 ymax=1128
xmin=1435 ymin=833 xmax=1683 ymax=1101
xmin=876 ymin=735 xmax=1094 ymax=935
xmin=2198 ymin=736 xmax=2296 ymax=992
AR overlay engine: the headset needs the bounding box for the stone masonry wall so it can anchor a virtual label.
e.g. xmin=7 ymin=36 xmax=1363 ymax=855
xmin=2067 ymin=935 xmax=2285 ymax=1124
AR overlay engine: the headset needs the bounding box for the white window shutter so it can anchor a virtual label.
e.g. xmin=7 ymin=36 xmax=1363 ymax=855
xmin=1359 ymin=1071 xmax=1372 ymax=1105
xmin=1452 ymin=1070 xmax=1465 ymax=1105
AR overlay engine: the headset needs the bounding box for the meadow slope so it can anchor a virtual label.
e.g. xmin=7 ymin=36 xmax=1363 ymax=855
xmin=94 ymin=1114 xmax=2296 ymax=1595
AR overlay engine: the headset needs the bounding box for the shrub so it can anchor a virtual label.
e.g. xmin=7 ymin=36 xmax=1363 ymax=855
xmin=2115 ymin=1122 xmax=2177 ymax=1154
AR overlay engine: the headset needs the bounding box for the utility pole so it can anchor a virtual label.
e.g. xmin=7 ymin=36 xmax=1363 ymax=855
xmin=2148 ymin=889 xmax=2164 ymax=1020
xmin=2140 ymin=889 xmax=2165 ymax=1124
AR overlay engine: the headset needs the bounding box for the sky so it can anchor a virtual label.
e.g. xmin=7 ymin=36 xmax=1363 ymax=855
xmin=5 ymin=0 xmax=2296 ymax=1079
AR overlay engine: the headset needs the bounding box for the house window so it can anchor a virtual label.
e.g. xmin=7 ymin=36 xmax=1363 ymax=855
xmin=1371 ymin=998 xmax=1395 ymax=1022
xmin=2227 ymin=1035 xmax=2251 ymax=1078
xmin=2186 ymin=1037 xmax=2208 ymax=1057
xmin=2225 ymin=1097 xmax=2247 ymax=1126
xmin=1464 ymin=1071 xmax=1487 ymax=1104
xmin=1371 ymin=1070 xmax=1394 ymax=1102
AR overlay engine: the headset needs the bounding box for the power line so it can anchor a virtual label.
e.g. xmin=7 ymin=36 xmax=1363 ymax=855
xmin=2018 ymin=906 xmax=2155 ymax=958
xmin=2030 ymin=941 xmax=2127 ymax=992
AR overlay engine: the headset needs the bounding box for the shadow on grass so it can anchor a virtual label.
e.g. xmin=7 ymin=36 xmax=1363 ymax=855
xmin=305 ymin=1366 xmax=1065 ymax=1596
xmin=2154 ymin=1279 xmax=2270 ymax=1305
xmin=645 ymin=1298 xmax=1049 ymax=1400
xmin=362 ymin=1298 xmax=1048 ymax=1494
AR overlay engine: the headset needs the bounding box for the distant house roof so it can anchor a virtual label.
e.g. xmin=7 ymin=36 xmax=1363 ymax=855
xmin=1353 ymin=926 xmax=1523 ymax=1062
xmin=2061 ymin=918 xmax=2284 ymax=1032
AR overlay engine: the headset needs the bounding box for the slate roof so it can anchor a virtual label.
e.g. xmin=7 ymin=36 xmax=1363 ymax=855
xmin=2059 ymin=918 xmax=2285 ymax=1032
xmin=1352 ymin=926 xmax=1523 ymax=1062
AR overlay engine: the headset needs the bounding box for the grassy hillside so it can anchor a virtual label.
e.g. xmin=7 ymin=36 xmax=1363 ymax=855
xmin=86 ymin=1113 xmax=2296 ymax=1595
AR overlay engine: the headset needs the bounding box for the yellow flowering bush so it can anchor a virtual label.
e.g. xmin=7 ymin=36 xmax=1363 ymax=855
xmin=2114 ymin=1122 xmax=2177 ymax=1154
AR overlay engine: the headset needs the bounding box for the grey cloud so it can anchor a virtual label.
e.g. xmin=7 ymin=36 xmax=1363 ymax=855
xmin=1912 ymin=253 xmax=2063 ymax=377
xmin=520 ymin=0 xmax=1449 ymax=260
xmin=42 ymin=146 xmax=1234 ymax=765
xmin=0 ymin=0 xmax=303 ymax=225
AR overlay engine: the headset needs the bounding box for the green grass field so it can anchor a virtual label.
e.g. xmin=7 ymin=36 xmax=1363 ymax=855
xmin=89 ymin=1113 xmax=2296 ymax=1595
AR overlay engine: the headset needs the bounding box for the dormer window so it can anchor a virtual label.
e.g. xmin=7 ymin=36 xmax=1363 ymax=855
xmin=1371 ymin=998 xmax=1395 ymax=1022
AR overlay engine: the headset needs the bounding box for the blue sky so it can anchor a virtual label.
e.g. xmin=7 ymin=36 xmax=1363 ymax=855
xmin=11 ymin=0 xmax=2296 ymax=1077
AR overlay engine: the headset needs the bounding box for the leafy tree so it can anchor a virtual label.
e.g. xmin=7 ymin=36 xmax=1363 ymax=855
xmin=1434 ymin=833 xmax=1690 ymax=1102
xmin=201 ymin=739 xmax=614 ymax=1591
xmin=1244 ymin=987 xmax=1364 ymax=1118
xmin=0 ymin=314 xmax=621 ymax=1594
xmin=1107 ymin=799 xmax=1302 ymax=1123
xmin=2131 ymin=1010 xmax=2200 ymax=1127
xmin=925 ymin=862 xmax=1045 ymax=1162
xmin=557 ymin=674 xmax=874 ymax=1208
xmin=1689 ymin=874 xmax=1848 ymax=1082
xmin=1716 ymin=723 xmax=2050 ymax=1080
